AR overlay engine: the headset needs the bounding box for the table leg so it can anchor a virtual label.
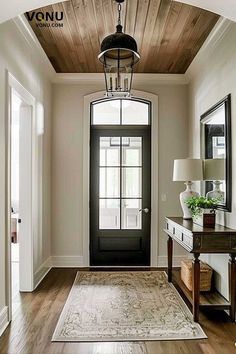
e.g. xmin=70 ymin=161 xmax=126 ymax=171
xmin=229 ymin=254 xmax=236 ymax=322
xmin=192 ymin=253 xmax=200 ymax=322
xmin=167 ymin=236 xmax=173 ymax=282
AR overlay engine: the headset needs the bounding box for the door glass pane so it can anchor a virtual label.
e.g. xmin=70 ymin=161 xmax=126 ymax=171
xmin=122 ymin=199 xmax=142 ymax=229
xmin=99 ymin=199 xmax=120 ymax=229
xmin=122 ymin=168 xmax=142 ymax=197
xmin=122 ymin=137 xmax=142 ymax=166
xmin=122 ymin=100 xmax=149 ymax=125
xmin=100 ymin=137 xmax=120 ymax=166
xmin=100 ymin=168 xmax=120 ymax=197
xmin=92 ymin=101 xmax=120 ymax=125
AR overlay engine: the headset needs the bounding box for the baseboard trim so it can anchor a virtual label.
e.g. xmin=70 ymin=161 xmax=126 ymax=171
xmin=157 ymin=255 xmax=190 ymax=268
xmin=49 ymin=256 xmax=85 ymax=268
xmin=33 ymin=257 xmax=52 ymax=290
xmin=0 ymin=307 xmax=9 ymax=336
xmin=47 ymin=255 xmax=189 ymax=268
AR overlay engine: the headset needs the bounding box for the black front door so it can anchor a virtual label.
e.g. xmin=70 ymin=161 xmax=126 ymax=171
xmin=90 ymin=98 xmax=151 ymax=266
xmin=90 ymin=125 xmax=151 ymax=266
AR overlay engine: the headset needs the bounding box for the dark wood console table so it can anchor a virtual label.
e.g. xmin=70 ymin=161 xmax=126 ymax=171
xmin=164 ymin=217 xmax=236 ymax=322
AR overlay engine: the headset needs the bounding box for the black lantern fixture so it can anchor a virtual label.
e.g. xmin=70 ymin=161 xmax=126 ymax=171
xmin=98 ymin=0 xmax=140 ymax=97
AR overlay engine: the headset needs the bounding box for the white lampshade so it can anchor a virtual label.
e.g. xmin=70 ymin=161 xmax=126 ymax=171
xmin=203 ymin=159 xmax=225 ymax=181
xmin=173 ymin=159 xmax=203 ymax=181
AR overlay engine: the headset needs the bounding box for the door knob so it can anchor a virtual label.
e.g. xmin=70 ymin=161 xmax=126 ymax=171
xmin=18 ymin=218 xmax=22 ymax=223
xmin=139 ymin=208 xmax=149 ymax=214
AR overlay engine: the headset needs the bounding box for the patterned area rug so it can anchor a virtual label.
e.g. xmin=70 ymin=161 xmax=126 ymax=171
xmin=52 ymin=271 xmax=206 ymax=342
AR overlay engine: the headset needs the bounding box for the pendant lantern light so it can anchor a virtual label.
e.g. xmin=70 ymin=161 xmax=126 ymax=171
xmin=98 ymin=0 xmax=140 ymax=97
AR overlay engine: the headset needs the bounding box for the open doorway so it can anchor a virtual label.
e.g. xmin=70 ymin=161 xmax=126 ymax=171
xmin=7 ymin=73 xmax=36 ymax=321
xmin=10 ymin=90 xmax=21 ymax=309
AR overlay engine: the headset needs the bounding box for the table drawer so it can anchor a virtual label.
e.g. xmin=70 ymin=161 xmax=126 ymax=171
xmin=183 ymin=233 xmax=193 ymax=248
xmin=231 ymin=235 xmax=236 ymax=249
xmin=167 ymin=222 xmax=175 ymax=235
xmin=166 ymin=221 xmax=193 ymax=248
xmin=175 ymin=228 xmax=183 ymax=241
xmin=201 ymin=234 xmax=231 ymax=251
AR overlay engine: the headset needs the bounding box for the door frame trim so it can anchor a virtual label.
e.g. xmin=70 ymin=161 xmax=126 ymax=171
xmin=83 ymin=90 xmax=158 ymax=266
xmin=5 ymin=71 xmax=36 ymax=322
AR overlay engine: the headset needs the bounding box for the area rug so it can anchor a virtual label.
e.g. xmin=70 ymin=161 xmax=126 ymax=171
xmin=52 ymin=271 xmax=206 ymax=342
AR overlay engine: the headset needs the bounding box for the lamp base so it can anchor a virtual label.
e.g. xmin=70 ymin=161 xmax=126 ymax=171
xmin=180 ymin=181 xmax=199 ymax=220
xmin=206 ymin=181 xmax=224 ymax=202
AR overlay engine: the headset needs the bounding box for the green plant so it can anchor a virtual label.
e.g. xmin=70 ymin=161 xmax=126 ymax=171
xmin=185 ymin=196 xmax=219 ymax=218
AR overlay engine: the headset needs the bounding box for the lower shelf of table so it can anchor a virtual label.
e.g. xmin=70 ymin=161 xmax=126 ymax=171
xmin=172 ymin=269 xmax=230 ymax=310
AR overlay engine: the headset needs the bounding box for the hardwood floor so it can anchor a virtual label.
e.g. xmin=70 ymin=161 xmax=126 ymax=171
xmin=0 ymin=268 xmax=236 ymax=354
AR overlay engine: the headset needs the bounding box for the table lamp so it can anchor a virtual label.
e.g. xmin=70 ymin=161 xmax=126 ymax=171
xmin=173 ymin=159 xmax=203 ymax=219
xmin=203 ymin=159 xmax=225 ymax=201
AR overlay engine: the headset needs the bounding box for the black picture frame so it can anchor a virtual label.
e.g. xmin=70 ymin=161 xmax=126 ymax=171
xmin=200 ymin=94 xmax=232 ymax=212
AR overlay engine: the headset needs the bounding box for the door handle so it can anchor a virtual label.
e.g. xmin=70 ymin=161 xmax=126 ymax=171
xmin=139 ymin=208 xmax=149 ymax=214
xmin=18 ymin=218 xmax=22 ymax=224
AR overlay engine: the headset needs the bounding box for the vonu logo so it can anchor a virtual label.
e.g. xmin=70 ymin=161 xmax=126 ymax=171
xmin=26 ymin=11 xmax=64 ymax=22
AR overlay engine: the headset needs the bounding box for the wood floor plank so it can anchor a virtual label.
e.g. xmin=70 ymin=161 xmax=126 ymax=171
xmin=0 ymin=268 xmax=236 ymax=354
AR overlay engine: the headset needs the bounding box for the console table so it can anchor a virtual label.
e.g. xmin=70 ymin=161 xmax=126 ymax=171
xmin=164 ymin=217 xmax=236 ymax=322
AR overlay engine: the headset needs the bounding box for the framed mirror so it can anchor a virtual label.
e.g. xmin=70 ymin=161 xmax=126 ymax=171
xmin=200 ymin=94 xmax=232 ymax=211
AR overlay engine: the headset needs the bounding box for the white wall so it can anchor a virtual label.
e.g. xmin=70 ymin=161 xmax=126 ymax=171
xmin=188 ymin=20 xmax=236 ymax=299
xmin=51 ymin=81 xmax=189 ymax=266
xmin=0 ymin=19 xmax=52 ymax=312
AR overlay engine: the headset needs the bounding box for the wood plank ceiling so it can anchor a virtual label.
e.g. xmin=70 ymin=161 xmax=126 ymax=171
xmin=26 ymin=0 xmax=219 ymax=73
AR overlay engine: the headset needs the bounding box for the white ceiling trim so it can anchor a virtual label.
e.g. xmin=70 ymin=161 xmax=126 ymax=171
xmin=186 ymin=17 xmax=232 ymax=81
xmin=175 ymin=0 xmax=236 ymax=22
xmin=52 ymin=73 xmax=189 ymax=85
xmin=13 ymin=15 xmax=55 ymax=79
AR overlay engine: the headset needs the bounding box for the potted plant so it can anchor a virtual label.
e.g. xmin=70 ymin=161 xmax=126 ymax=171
xmin=185 ymin=196 xmax=219 ymax=227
